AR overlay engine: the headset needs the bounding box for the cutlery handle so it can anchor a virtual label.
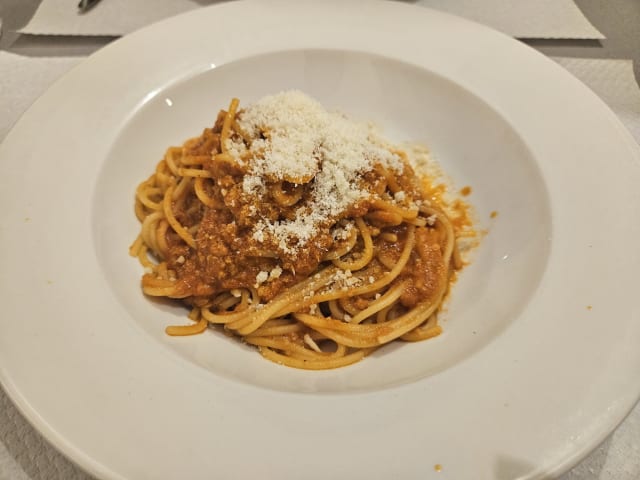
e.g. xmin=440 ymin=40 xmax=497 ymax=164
xmin=78 ymin=0 xmax=102 ymax=13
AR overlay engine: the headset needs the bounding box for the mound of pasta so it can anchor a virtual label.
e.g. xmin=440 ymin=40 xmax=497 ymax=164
xmin=130 ymin=91 xmax=470 ymax=369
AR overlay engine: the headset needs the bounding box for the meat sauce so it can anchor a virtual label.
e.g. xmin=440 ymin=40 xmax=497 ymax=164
xmin=375 ymin=226 xmax=445 ymax=308
xmin=162 ymin=116 xmax=451 ymax=308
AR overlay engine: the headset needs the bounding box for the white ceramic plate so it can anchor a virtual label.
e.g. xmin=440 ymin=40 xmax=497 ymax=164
xmin=1 ymin=1 xmax=639 ymax=479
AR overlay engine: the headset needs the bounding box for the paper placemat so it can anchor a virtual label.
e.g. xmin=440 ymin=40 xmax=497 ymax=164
xmin=0 ymin=51 xmax=81 ymax=140
xmin=0 ymin=388 xmax=89 ymax=480
xmin=0 ymin=52 xmax=637 ymax=480
xmin=553 ymin=57 xmax=640 ymax=144
xmin=560 ymin=402 xmax=640 ymax=480
xmin=18 ymin=0 xmax=604 ymax=39
xmin=19 ymin=0 xmax=216 ymax=36
xmin=401 ymin=0 xmax=604 ymax=39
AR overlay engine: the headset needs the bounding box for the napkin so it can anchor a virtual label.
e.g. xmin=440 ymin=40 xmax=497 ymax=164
xmin=552 ymin=57 xmax=640 ymax=144
xmin=0 ymin=388 xmax=91 ymax=479
xmin=399 ymin=0 xmax=604 ymax=39
xmin=18 ymin=0 xmax=604 ymax=39
xmin=560 ymin=404 xmax=640 ymax=480
xmin=18 ymin=0 xmax=218 ymax=37
xmin=0 ymin=51 xmax=81 ymax=140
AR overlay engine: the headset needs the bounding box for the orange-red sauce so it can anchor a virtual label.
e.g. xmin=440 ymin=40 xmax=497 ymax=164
xmin=160 ymin=114 xmax=475 ymax=309
xmin=375 ymin=225 xmax=445 ymax=308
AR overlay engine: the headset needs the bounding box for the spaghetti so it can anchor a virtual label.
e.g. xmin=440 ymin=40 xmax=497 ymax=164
xmin=130 ymin=91 xmax=470 ymax=369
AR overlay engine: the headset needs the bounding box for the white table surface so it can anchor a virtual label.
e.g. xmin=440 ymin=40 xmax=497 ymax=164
xmin=0 ymin=1 xmax=639 ymax=479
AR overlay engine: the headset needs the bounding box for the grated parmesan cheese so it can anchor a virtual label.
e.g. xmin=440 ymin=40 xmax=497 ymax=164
xmin=331 ymin=269 xmax=362 ymax=290
xmin=394 ymin=191 xmax=406 ymax=202
xmin=269 ymin=266 xmax=283 ymax=280
xmin=255 ymin=271 xmax=269 ymax=287
xmin=253 ymin=229 xmax=265 ymax=243
xmin=331 ymin=222 xmax=355 ymax=241
xmin=225 ymin=91 xmax=405 ymax=255
xmin=242 ymin=175 xmax=266 ymax=195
